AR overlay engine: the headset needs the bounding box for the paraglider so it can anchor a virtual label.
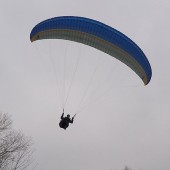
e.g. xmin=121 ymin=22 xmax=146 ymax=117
xmin=59 ymin=109 xmax=75 ymax=130
xmin=30 ymin=16 xmax=152 ymax=85
xmin=30 ymin=16 xmax=152 ymax=129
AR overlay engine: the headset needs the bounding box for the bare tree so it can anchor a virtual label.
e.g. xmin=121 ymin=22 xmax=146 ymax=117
xmin=0 ymin=112 xmax=12 ymax=132
xmin=124 ymin=166 xmax=132 ymax=170
xmin=0 ymin=112 xmax=34 ymax=170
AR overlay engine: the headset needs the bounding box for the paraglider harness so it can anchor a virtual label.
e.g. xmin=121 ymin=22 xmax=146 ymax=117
xmin=59 ymin=109 xmax=76 ymax=130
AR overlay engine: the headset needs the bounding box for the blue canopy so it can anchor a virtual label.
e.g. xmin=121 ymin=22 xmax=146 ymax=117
xmin=30 ymin=16 xmax=152 ymax=85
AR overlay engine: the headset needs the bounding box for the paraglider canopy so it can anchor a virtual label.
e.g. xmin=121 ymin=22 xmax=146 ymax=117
xmin=30 ymin=16 xmax=152 ymax=85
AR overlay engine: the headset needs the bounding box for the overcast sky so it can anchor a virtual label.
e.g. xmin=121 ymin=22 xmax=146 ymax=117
xmin=0 ymin=0 xmax=170 ymax=170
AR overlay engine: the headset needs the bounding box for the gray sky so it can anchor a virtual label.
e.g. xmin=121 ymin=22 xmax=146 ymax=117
xmin=0 ymin=0 xmax=170 ymax=170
